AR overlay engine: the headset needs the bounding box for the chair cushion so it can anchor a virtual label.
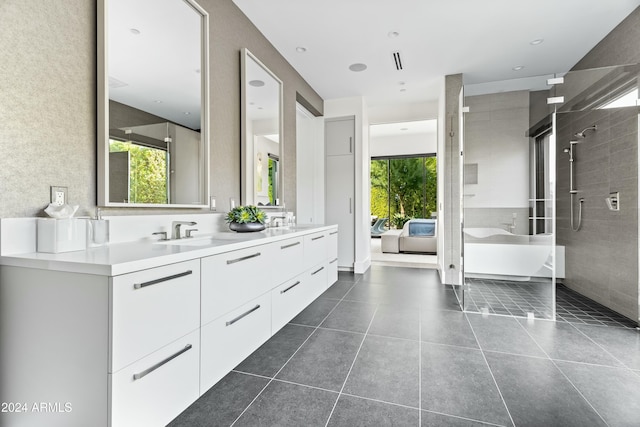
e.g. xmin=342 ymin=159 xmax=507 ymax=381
xmin=407 ymin=220 xmax=435 ymax=237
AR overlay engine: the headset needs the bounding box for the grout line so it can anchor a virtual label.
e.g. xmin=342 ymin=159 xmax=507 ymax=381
xmin=566 ymin=322 xmax=635 ymax=370
xmin=463 ymin=313 xmax=516 ymax=427
xmin=324 ymin=305 xmax=379 ymax=427
xmin=230 ymin=280 xmax=358 ymax=426
xmin=515 ymin=319 xmax=611 ymax=427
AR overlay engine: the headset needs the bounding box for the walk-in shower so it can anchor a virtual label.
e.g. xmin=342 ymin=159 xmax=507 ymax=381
xmin=564 ymin=125 xmax=596 ymax=231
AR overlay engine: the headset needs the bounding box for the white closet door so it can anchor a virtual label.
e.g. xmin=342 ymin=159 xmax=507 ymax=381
xmin=326 ymin=154 xmax=354 ymax=268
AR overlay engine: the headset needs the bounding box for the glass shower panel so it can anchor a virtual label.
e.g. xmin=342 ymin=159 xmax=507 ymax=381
xmin=554 ymin=64 xmax=640 ymax=325
xmin=462 ymin=75 xmax=557 ymax=319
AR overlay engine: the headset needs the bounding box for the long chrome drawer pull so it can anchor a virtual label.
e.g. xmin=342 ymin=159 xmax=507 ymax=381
xmin=226 ymin=304 xmax=261 ymax=326
xmin=132 ymin=344 xmax=192 ymax=381
xmin=134 ymin=270 xmax=193 ymax=289
xmin=226 ymin=252 xmax=261 ymax=265
xmin=312 ymin=266 xmax=325 ymax=275
xmin=280 ymin=281 xmax=301 ymax=294
xmin=281 ymin=241 xmax=301 ymax=250
xmin=330 ymin=258 xmax=338 ymax=264
xmin=311 ymin=235 xmax=325 ymax=241
xmin=330 ymin=231 xmax=338 ymax=235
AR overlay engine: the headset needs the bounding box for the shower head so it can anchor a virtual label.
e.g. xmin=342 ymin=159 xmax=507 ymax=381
xmin=574 ymin=125 xmax=597 ymax=139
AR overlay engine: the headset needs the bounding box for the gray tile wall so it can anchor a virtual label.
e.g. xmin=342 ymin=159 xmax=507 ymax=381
xmin=0 ymin=0 xmax=323 ymax=218
xmin=556 ymin=108 xmax=639 ymax=321
xmin=557 ymin=6 xmax=640 ymax=323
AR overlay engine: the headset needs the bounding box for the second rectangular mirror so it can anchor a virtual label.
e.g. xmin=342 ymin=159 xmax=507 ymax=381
xmin=241 ymin=48 xmax=283 ymax=207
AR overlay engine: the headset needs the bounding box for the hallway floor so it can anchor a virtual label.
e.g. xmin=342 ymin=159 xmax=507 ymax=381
xmin=170 ymin=266 xmax=640 ymax=427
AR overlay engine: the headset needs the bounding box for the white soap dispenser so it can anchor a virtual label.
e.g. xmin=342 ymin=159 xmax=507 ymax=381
xmin=88 ymin=207 xmax=110 ymax=247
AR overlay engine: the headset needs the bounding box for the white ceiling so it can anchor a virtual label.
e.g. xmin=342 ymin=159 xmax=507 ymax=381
xmin=232 ymin=0 xmax=640 ymax=123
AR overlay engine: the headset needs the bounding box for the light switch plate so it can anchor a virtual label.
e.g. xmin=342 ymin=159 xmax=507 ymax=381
xmin=50 ymin=186 xmax=68 ymax=206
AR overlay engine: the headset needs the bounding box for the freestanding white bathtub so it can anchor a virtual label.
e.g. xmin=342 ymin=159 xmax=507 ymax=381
xmin=463 ymin=228 xmax=565 ymax=281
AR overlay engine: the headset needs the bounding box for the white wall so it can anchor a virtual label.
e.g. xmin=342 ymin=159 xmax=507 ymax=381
xmin=324 ymin=96 xmax=371 ymax=274
xmin=370 ymin=131 xmax=437 ymax=157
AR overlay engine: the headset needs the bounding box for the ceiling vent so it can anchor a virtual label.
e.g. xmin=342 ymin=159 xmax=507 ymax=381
xmin=392 ymin=51 xmax=403 ymax=71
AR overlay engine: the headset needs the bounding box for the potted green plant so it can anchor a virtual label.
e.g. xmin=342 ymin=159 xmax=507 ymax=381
xmin=392 ymin=213 xmax=411 ymax=229
xmin=226 ymin=205 xmax=267 ymax=232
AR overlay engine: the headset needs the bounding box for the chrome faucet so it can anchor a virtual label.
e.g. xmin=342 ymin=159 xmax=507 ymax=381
xmin=172 ymin=221 xmax=197 ymax=239
xmin=269 ymin=215 xmax=287 ymax=228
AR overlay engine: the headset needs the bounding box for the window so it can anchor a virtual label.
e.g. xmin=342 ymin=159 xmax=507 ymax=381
xmin=371 ymin=155 xmax=437 ymax=229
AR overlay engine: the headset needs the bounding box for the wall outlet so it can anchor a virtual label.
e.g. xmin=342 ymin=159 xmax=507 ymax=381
xmin=50 ymin=186 xmax=68 ymax=206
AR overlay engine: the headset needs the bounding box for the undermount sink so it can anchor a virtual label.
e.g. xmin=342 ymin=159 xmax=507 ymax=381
xmin=155 ymin=232 xmax=264 ymax=246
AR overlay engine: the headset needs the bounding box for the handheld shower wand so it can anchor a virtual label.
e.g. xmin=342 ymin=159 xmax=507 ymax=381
xmin=566 ymin=124 xmax=596 ymax=231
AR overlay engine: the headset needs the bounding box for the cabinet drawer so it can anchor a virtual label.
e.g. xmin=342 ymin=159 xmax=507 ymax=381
xmin=272 ymin=236 xmax=305 ymax=285
xmin=201 ymin=244 xmax=276 ymax=324
xmin=110 ymin=260 xmax=200 ymax=372
xmin=272 ymin=273 xmax=309 ymax=332
xmin=200 ymin=293 xmax=272 ymax=393
xmin=328 ymin=257 xmax=339 ymax=287
xmin=328 ymin=229 xmax=338 ymax=260
xmin=110 ymin=330 xmax=199 ymax=427
xmin=304 ymin=231 xmax=328 ymax=270
xmin=307 ymin=261 xmax=329 ymax=303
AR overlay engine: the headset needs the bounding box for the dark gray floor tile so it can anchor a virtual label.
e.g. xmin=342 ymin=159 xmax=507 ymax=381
xmin=368 ymin=305 xmax=420 ymax=341
xmin=484 ymin=352 xmax=606 ymax=427
xmin=168 ymin=372 xmax=268 ymax=427
xmin=235 ymin=324 xmax=315 ymax=377
xmin=421 ymin=343 xmax=511 ymax=426
xmin=421 ymin=410 xmax=500 ymax=426
xmin=573 ymin=324 xmax=640 ymax=370
xmin=276 ymin=328 xmax=363 ymax=391
xmin=343 ymin=335 xmax=420 ymax=407
xmin=290 ymin=297 xmax=340 ymax=327
xmin=421 ymin=310 xmax=478 ymax=349
xmin=338 ymin=271 xmax=361 ymax=283
xmin=343 ymin=282 xmax=422 ymax=308
xmin=421 ymin=288 xmax=462 ymax=311
xmin=321 ymin=281 xmax=356 ymax=300
xmin=320 ymin=300 xmax=378 ymax=333
xmin=556 ymin=361 xmax=640 ymax=427
xmin=517 ymin=319 xmax=624 ymax=367
xmin=327 ymin=395 xmax=419 ymax=426
xmin=233 ymin=380 xmax=336 ymax=427
xmin=363 ymin=265 xmax=441 ymax=289
xmin=466 ymin=313 xmax=546 ymax=357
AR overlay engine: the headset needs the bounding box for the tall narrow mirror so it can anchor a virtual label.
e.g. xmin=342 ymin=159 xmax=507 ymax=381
xmin=241 ymin=49 xmax=283 ymax=207
xmin=98 ymin=0 xmax=210 ymax=207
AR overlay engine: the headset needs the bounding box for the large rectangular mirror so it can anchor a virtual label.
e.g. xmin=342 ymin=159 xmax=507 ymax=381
xmin=241 ymin=49 xmax=283 ymax=208
xmin=98 ymin=0 xmax=210 ymax=207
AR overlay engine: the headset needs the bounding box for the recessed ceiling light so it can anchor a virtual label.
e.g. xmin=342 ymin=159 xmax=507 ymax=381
xmin=195 ymin=68 xmax=200 ymax=74
xmin=399 ymin=81 xmax=406 ymax=85
xmin=400 ymin=88 xmax=407 ymax=92
xmin=349 ymin=63 xmax=367 ymax=72
xmin=130 ymin=28 xmax=141 ymax=35
xmin=153 ymin=100 xmax=162 ymax=103
xmin=400 ymin=127 xmax=409 ymax=131
xmin=388 ymin=31 xmax=400 ymax=38
xmin=512 ymin=65 xmax=525 ymax=71
xmin=530 ymin=38 xmax=544 ymax=45
xmin=296 ymin=46 xmax=307 ymax=53
xmin=249 ymin=80 xmax=265 ymax=87
xmin=183 ymin=112 xmax=191 ymax=115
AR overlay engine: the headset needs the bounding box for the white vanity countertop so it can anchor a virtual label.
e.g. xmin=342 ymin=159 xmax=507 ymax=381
xmin=0 ymin=224 xmax=337 ymax=276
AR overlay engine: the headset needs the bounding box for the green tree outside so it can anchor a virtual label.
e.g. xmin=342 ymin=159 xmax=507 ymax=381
xmin=370 ymin=156 xmax=437 ymax=229
xmin=109 ymin=140 xmax=168 ymax=204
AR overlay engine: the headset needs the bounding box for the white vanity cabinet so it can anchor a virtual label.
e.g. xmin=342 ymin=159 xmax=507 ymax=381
xmin=0 ymin=225 xmax=337 ymax=427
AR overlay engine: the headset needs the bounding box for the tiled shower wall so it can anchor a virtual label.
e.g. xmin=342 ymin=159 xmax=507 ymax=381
xmin=557 ymin=6 xmax=640 ymax=323
xmin=556 ymin=108 xmax=639 ymax=321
